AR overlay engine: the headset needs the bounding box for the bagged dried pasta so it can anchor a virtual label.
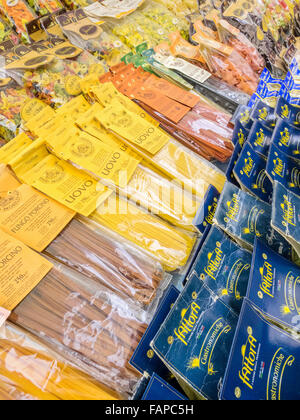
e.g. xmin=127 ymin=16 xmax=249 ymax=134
xmin=2 ymin=39 xmax=101 ymax=109
xmin=0 ymin=322 xmax=119 ymax=400
xmin=0 ymin=0 xmax=36 ymax=42
xmin=56 ymin=9 xmax=131 ymax=67
xmin=9 ymin=259 xmax=148 ymax=399
xmin=0 ymin=76 xmax=44 ymax=142
xmin=0 ymin=154 xmax=170 ymax=308
xmin=88 ymin=192 xmax=198 ymax=273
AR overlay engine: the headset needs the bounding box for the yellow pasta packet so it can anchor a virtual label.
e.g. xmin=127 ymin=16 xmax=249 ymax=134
xmin=21 ymin=154 xmax=113 ymax=217
xmin=47 ymin=128 xmax=140 ymax=188
xmin=97 ymin=101 xmax=169 ymax=155
xmin=0 ymin=133 xmax=33 ymax=165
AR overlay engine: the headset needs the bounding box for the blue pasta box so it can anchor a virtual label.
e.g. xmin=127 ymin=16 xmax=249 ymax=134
xmin=247 ymin=119 xmax=274 ymax=158
xmin=246 ymin=239 xmax=300 ymax=333
xmin=221 ymin=299 xmax=300 ymax=400
xmin=275 ymin=96 xmax=300 ymax=125
xmin=141 ymin=373 xmax=188 ymax=401
xmin=231 ymin=119 xmax=250 ymax=147
xmin=271 ymin=181 xmax=300 ymax=259
xmin=213 ymin=182 xmax=292 ymax=258
xmin=188 ymin=225 xmax=252 ymax=314
xmin=193 ymin=185 xmax=220 ymax=235
xmin=226 ymin=141 xmax=243 ymax=187
xmin=151 ymin=276 xmax=239 ymax=400
xmin=266 ymin=143 xmax=300 ymax=196
xmin=230 ymin=105 xmax=254 ymax=130
xmin=130 ymin=284 xmax=180 ymax=381
xmin=250 ymin=100 xmax=276 ymax=127
xmin=271 ymin=118 xmax=300 ymax=160
xmin=233 ymin=142 xmax=273 ymax=204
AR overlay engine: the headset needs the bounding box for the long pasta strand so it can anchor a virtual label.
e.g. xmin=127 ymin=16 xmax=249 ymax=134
xmin=10 ymin=265 xmax=148 ymax=398
xmin=90 ymin=194 xmax=197 ymax=271
xmin=44 ymin=218 xmax=165 ymax=306
xmin=0 ymin=324 xmax=120 ymax=400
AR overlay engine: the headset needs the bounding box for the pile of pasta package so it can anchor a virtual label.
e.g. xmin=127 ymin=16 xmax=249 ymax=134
xmin=0 ymin=0 xmax=299 ymax=402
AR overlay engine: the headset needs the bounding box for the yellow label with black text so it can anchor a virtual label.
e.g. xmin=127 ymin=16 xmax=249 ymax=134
xmin=0 ymin=229 xmax=53 ymax=311
xmin=22 ymin=154 xmax=113 ymax=216
xmin=0 ymin=184 xmax=75 ymax=252
xmin=97 ymin=101 xmax=169 ymax=155
xmin=48 ymin=129 xmax=140 ymax=188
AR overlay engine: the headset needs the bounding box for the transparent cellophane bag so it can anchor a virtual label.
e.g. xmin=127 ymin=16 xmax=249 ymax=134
xmin=214 ymin=17 xmax=265 ymax=75
xmin=139 ymin=1 xmax=190 ymax=39
xmin=109 ymin=11 xmax=170 ymax=51
xmin=0 ymin=77 xmax=34 ymax=142
xmin=4 ymin=44 xmax=102 ymax=109
xmin=0 ymin=322 xmax=120 ymax=400
xmin=85 ymin=191 xmax=199 ymax=273
xmin=43 ymin=216 xmax=171 ymax=310
xmin=57 ymin=13 xmax=131 ymax=67
xmin=9 ymin=258 xmax=149 ymax=399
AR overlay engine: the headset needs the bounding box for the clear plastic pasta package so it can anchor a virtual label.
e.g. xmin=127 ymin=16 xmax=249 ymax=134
xmin=92 ymin=86 xmax=227 ymax=198
xmin=9 ymin=257 xmax=149 ymax=399
xmin=0 ymin=0 xmax=37 ymax=42
xmin=1 ymin=38 xmax=101 ymax=108
xmin=0 ymin=322 xmax=119 ymax=400
xmin=55 ymin=8 xmax=131 ymax=67
xmin=0 ymin=154 xmax=171 ymax=310
xmin=87 ymin=192 xmax=199 ymax=274
xmin=0 ymin=73 xmax=42 ymax=142
xmin=44 ymin=215 xmax=172 ymax=309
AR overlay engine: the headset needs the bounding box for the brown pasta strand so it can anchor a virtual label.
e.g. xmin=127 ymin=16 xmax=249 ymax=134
xmin=44 ymin=218 xmax=165 ymax=306
xmin=10 ymin=265 xmax=148 ymax=398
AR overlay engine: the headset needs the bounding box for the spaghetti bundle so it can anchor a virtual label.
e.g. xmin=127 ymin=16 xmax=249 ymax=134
xmin=0 ymin=323 xmax=119 ymax=401
xmin=10 ymin=262 xmax=148 ymax=398
xmin=44 ymin=218 xmax=166 ymax=306
xmin=121 ymin=164 xmax=200 ymax=233
xmin=90 ymin=193 xmax=197 ymax=272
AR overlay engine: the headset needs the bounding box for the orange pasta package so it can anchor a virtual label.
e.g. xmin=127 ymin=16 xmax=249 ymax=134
xmin=170 ymin=31 xmax=259 ymax=96
xmin=0 ymin=322 xmax=120 ymax=400
xmin=9 ymin=258 xmax=149 ymax=399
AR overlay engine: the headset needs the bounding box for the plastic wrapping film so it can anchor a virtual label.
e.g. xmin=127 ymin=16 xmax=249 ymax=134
xmin=0 ymin=77 xmax=36 ymax=142
xmin=0 ymin=322 xmax=119 ymax=400
xmin=43 ymin=217 xmax=169 ymax=308
xmin=110 ymin=12 xmax=170 ymax=51
xmin=220 ymin=0 xmax=280 ymax=67
xmin=88 ymin=192 xmax=198 ymax=273
xmin=135 ymin=98 xmax=234 ymax=162
xmin=120 ymin=163 xmax=201 ymax=233
xmin=26 ymin=0 xmax=63 ymax=16
xmin=2 ymin=40 xmax=102 ymax=109
xmin=56 ymin=9 xmax=132 ymax=67
xmin=9 ymin=259 xmax=149 ymax=399
xmin=138 ymin=1 xmax=190 ymax=38
xmin=0 ymin=0 xmax=36 ymax=41
xmin=144 ymin=137 xmax=226 ymax=198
